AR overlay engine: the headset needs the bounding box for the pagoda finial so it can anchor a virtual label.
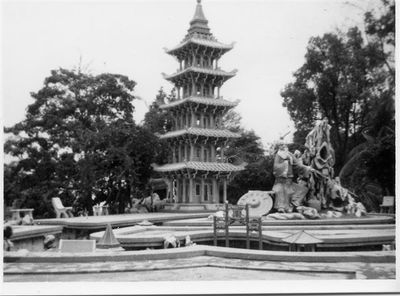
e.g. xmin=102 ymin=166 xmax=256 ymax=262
xmin=192 ymin=0 xmax=207 ymax=23
xmin=188 ymin=0 xmax=210 ymax=35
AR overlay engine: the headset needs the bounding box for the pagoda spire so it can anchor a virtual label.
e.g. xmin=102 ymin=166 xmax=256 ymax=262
xmin=188 ymin=0 xmax=210 ymax=35
xmin=192 ymin=0 xmax=207 ymax=22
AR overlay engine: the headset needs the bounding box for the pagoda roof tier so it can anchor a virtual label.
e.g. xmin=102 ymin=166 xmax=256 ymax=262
xmin=163 ymin=66 xmax=237 ymax=85
xmin=160 ymin=96 xmax=238 ymax=110
xmin=153 ymin=161 xmax=245 ymax=173
xmin=159 ymin=127 xmax=240 ymax=140
xmin=165 ymin=36 xmax=234 ymax=58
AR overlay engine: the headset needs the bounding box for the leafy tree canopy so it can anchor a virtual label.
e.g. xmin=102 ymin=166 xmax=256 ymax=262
xmin=281 ymin=0 xmax=395 ymax=209
xmin=4 ymin=68 xmax=158 ymax=217
xmin=142 ymin=87 xmax=175 ymax=166
xmin=143 ymin=87 xmax=174 ymax=135
xmin=223 ymin=110 xmax=275 ymax=203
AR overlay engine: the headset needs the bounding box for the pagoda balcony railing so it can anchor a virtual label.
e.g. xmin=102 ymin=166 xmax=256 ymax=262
xmin=181 ymin=94 xmax=223 ymax=100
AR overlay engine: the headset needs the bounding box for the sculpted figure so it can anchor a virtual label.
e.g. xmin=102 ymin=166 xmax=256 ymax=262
xmin=185 ymin=235 xmax=196 ymax=247
xmin=163 ymin=234 xmax=180 ymax=248
xmin=304 ymin=118 xmax=335 ymax=209
xmin=3 ymin=226 xmax=13 ymax=252
xmin=272 ymin=143 xmax=311 ymax=213
xmin=271 ymin=118 xmax=366 ymax=218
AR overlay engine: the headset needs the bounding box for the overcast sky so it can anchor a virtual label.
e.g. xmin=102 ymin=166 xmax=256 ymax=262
xmin=2 ymin=0 xmax=375 ymax=147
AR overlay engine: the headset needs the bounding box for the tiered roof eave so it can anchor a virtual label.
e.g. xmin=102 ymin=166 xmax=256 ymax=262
xmin=153 ymin=161 xmax=246 ymax=173
xmin=165 ymin=37 xmax=235 ymax=57
xmin=159 ymin=96 xmax=239 ymax=110
xmin=162 ymin=66 xmax=237 ymax=81
xmin=158 ymin=127 xmax=241 ymax=140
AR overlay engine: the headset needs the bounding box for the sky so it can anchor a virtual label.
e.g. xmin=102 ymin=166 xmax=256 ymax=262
xmin=2 ymin=0 xmax=376 ymax=148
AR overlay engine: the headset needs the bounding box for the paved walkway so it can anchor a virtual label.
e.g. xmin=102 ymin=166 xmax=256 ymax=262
xmin=4 ymin=255 xmax=394 ymax=281
xmin=3 ymin=267 xmax=350 ymax=281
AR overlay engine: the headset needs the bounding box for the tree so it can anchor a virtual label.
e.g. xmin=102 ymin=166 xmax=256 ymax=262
xmin=223 ymin=110 xmax=275 ymax=203
xmin=143 ymin=88 xmax=174 ymax=135
xmin=222 ymin=109 xmax=243 ymax=133
xmin=227 ymin=156 xmax=275 ymax=204
xmin=281 ymin=0 xmax=395 ymax=210
xmin=281 ymin=27 xmax=378 ymax=170
xmin=225 ymin=130 xmax=265 ymax=165
xmin=338 ymin=0 xmax=395 ymax=211
xmin=364 ymin=0 xmax=395 ymax=80
xmin=143 ymin=87 xmax=175 ymax=165
xmin=4 ymin=68 xmax=158 ymax=217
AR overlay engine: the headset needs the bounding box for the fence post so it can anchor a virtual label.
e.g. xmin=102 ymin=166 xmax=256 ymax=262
xmin=213 ymin=216 xmax=217 ymax=246
xmin=225 ymin=203 xmax=229 ymax=247
xmin=258 ymin=217 xmax=263 ymax=250
xmin=245 ymin=205 xmax=250 ymax=249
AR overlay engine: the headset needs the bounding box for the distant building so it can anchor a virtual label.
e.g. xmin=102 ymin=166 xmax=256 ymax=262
xmin=153 ymin=0 xmax=244 ymax=208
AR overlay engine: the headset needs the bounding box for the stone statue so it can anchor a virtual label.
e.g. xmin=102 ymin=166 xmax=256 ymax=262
xmin=3 ymin=225 xmax=13 ymax=252
xmin=268 ymin=118 xmax=366 ymax=219
xmin=303 ymin=117 xmax=335 ymax=209
xmin=163 ymin=234 xmax=180 ymax=248
xmin=272 ymin=143 xmax=311 ymax=213
xmin=128 ymin=193 xmax=165 ymax=213
xmin=185 ymin=235 xmax=196 ymax=247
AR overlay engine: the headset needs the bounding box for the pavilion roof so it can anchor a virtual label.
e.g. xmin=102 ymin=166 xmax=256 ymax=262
xmin=159 ymin=127 xmax=240 ymax=139
xmin=153 ymin=161 xmax=245 ymax=173
xmin=163 ymin=66 xmax=237 ymax=81
xmin=160 ymin=96 xmax=238 ymax=110
xmin=166 ymin=37 xmax=234 ymax=55
xmin=281 ymin=231 xmax=323 ymax=245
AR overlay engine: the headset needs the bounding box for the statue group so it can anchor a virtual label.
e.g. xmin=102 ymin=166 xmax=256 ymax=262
xmin=271 ymin=118 xmax=366 ymax=219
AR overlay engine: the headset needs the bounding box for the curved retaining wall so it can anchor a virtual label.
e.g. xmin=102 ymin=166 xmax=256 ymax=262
xmin=88 ymin=224 xmax=395 ymax=250
xmin=163 ymin=214 xmax=395 ymax=227
xmin=4 ymin=245 xmax=394 ymax=264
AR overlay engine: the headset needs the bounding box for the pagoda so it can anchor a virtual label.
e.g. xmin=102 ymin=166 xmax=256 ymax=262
xmin=153 ymin=0 xmax=245 ymax=209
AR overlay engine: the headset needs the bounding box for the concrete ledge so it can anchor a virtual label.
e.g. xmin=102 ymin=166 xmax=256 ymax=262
xmin=89 ymin=224 xmax=395 ymax=250
xmin=163 ymin=203 xmax=221 ymax=212
xmin=203 ymin=246 xmax=395 ymax=263
xmin=4 ymin=247 xmax=206 ymax=263
xmin=34 ymin=213 xmax=210 ymax=230
xmin=164 ymin=214 xmax=395 ymax=227
xmin=10 ymin=225 xmax=63 ymax=241
xmin=6 ymin=225 xmax=64 ymax=252
xmin=4 ymin=245 xmax=395 ymax=264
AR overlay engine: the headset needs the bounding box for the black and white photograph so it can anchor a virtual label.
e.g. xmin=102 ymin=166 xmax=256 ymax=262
xmin=1 ymin=0 xmax=397 ymax=294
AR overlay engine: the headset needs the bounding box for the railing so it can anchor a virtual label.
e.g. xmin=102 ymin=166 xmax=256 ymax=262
xmin=213 ymin=203 xmax=263 ymax=250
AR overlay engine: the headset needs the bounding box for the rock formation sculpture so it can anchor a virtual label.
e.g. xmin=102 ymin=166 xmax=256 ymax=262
xmin=267 ymin=118 xmax=366 ymax=219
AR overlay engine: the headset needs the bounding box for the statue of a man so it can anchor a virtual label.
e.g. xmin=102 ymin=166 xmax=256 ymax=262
xmin=272 ymin=143 xmax=311 ymax=213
